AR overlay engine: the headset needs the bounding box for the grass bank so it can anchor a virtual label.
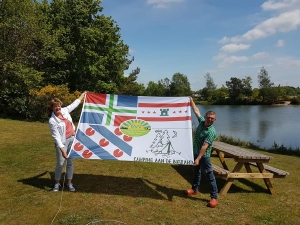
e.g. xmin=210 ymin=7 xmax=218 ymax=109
xmin=1 ymin=119 xmax=300 ymax=225
xmin=217 ymin=135 xmax=300 ymax=157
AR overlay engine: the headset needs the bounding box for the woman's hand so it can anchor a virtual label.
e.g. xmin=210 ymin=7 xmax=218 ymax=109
xmin=62 ymin=152 xmax=68 ymax=159
xmin=78 ymin=91 xmax=86 ymax=101
xmin=79 ymin=91 xmax=87 ymax=101
xmin=60 ymin=148 xmax=68 ymax=159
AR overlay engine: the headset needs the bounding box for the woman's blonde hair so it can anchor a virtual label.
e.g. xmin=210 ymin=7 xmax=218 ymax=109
xmin=50 ymin=98 xmax=63 ymax=108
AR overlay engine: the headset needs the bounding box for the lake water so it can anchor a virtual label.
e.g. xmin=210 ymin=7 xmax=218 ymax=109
xmin=192 ymin=105 xmax=300 ymax=149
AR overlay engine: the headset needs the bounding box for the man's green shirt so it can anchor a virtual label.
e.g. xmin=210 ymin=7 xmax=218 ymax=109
xmin=193 ymin=116 xmax=217 ymax=157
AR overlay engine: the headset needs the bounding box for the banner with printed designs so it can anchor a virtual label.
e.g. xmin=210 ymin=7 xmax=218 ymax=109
xmin=69 ymin=93 xmax=193 ymax=165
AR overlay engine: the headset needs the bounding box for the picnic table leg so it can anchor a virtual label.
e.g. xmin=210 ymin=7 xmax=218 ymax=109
xmin=219 ymin=162 xmax=244 ymax=195
xmin=216 ymin=150 xmax=229 ymax=171
xmin=244 ymin=163 xmax=253 ymax=173
xmin=256 ymin=163 xmax=274 ymax=194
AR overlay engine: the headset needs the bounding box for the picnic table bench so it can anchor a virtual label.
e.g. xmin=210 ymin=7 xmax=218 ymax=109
xmin=246 ymin=162 xmax=289 ymax=178
xmin=212 ymin=164 xmax=230 ymax=178
xmin=211 ymin=141 xmax=289 ymax=195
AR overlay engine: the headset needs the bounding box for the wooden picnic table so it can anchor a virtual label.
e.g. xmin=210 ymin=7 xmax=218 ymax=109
xmin=211 ymin=141 xmax=289 ymax=195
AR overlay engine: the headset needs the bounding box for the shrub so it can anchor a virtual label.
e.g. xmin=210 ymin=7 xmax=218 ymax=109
xmin=290 ymin=96 xmax=300 ymax=105
xmin=28 ymin=85 xmax=82 ymax=122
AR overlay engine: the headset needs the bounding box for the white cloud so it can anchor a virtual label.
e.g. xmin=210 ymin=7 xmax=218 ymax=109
xmin=218 ymin=37 xmax=230 ymax=44
xmin=220 ymin=43 xmax=251 ymax=53
xmin=252 ymin=52 xmax=270 ymax=59
xmin=213 ymin=53 xmax=227 ymax=60
xmin=239 ymin=64 xmax=273 ymax=68
xmin=219 ymin=10 xmax=300 ymax=43
xmin=146 ymin=0 xmax=184 ymax=8
xmin=277 ymin=57 xmax=300 ymax=66
xmin=276 ymin=39 xmax=285 ymax=47
xmin=218 ymin=56 xmax=249 ymax=69
xmin=262 ymin=0 xmax=300 ymax=11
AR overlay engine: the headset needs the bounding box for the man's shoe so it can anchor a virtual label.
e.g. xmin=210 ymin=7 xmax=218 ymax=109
xmin=184 ymin=188 xmax=199 ymax=195
xmin=67 ymin=183 xmax=76 ymax=192
xmin=208 ymin=198 xmax=218 ymax=208
xmin=53 ymin=183 xmax=61 ymax=192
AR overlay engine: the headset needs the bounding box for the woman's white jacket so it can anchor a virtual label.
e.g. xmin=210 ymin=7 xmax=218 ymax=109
xmin=49 ymin=99 xmax=81 ymax=149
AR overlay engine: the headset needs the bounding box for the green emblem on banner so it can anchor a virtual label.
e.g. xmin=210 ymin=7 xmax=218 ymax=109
xmin=120 ymin=119 xmax=151 ymax=137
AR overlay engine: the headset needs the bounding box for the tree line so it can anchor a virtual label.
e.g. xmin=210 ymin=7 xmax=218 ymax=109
xmin=0 ymin=0 xmax=299 ymax=121
xmin=196 ymin=67 xmax=300 ymax=105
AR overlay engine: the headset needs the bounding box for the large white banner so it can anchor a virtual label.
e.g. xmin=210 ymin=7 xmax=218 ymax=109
xmin=69 ymin=93 xmax=194 ymax=165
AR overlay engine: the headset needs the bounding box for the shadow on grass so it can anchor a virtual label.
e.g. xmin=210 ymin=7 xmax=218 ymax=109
xmin=17 ymin=171 xmax=210 ymax=201
xmin=171 ymin=164 xmax=269 ymax=194
xmin=143 ymin=179 xmax=209 ymax=204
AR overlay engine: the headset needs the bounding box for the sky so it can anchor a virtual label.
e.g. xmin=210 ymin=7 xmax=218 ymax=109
xmin=101 ymin=0 xmax=300 ymax=91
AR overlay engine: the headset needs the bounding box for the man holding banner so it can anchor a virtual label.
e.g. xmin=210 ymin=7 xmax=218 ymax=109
xmin=184 ymin=97 xmax=218 ymax=208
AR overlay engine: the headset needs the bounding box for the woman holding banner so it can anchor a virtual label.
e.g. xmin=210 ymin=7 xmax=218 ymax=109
xmin=49 ymin=92 xmax=86 ymax=192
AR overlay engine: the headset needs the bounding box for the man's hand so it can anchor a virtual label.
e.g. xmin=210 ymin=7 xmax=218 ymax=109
xmin=190 ymin=96 xmax=200 ymax=118
xmin=193 ymin=157 xmax=201 ymax=166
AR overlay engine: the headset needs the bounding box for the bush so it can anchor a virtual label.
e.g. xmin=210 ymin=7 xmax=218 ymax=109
xmin=290 ymin=96 xmax=300 ymax=105
xmin=28 ymin=85 xmax=83 ymax=122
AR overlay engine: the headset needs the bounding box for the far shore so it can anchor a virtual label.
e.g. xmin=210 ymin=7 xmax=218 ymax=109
xmin=272 ymin=101 xmax=291 ymax=106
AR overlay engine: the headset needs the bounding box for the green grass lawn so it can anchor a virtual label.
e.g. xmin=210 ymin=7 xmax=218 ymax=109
xmin=0 ymin=118 xmax=299 ymax=225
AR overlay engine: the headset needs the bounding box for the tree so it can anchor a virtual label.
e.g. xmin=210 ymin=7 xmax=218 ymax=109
xmin=41 ymin=0 xmax=139 ymax=93
xmin=257 ymin=67 xmax=274 ymax=103
xmin=200 ymin=87 xmax=210 ymax=101
xmin=169 ymin=73 xmax=192 ymax=96
xmin=158 ymin=78 xmax=171 ymax=96
xmin=225 ymin=77 xmax=244 ymax=101
xmin=269 ymin=85 xmax=285 ymax=103
xmin=213 ymin=85 xmax=228 ymax=103
xmin=258 ymin=66 xmax=274 ymax=88
xmin=225 ymin=76 xmax=253 ymax=102
xmin=0 ymin=0 xmax=50 ymax=118
xmin=118 ymin=67 xmax=145 ymax=95
xmin=0 ymin=0 xmax=142 ymax=119
xmin=144 ymin=81 xmax=165 ymax=96
xmin=205 ymin=72 xmax=217 ymax=94
xmin=242 ymin=76 xmax=253 ymax=98
xmin=201 ymin=73 xmax=217 ymax=101
xmin=281 ymin=86 xmax=297 ymax=97
xmin=118 ymin=80 xmax=145 ymax=96
xmin=252 ymin=88 xmax=260 ymax=101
